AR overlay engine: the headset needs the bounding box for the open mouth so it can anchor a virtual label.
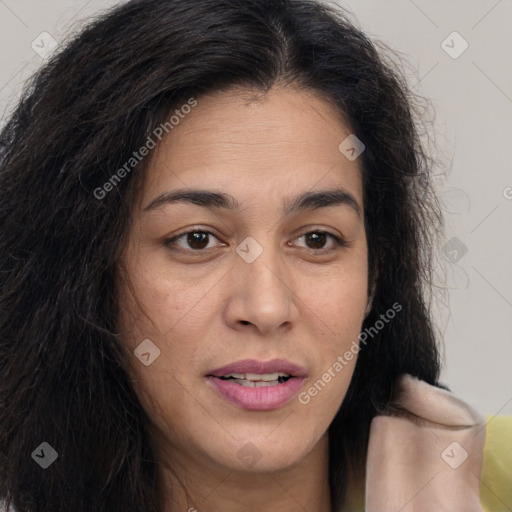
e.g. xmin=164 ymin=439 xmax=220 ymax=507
xmin=206 ymin=359 xmax=307 ymax=410
xmin=218 ymin=372 xmax=292 ymax=387
xmin=207 ymin=368 xmax=306 ymax=410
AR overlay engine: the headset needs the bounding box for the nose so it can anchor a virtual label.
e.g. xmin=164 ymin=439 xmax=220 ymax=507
xmin=224 ymin=238 xmax=299 ymax=336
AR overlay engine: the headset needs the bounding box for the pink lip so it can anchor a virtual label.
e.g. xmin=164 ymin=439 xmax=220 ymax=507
xmin=206 ymin=358 xmax=307 ymax=411
xmin=207 ymin=375 xmax=306 ymax=411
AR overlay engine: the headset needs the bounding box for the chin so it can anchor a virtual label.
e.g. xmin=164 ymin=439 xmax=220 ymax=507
xmin=202 ymin=431 xmax=320 ymax=474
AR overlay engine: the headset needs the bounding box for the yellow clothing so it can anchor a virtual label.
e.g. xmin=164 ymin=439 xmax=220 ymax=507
xmin=480 ymin=415 xmax=512 ymax=511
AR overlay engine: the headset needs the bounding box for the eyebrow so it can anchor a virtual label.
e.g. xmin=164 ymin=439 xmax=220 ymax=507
xmin=143 ymin=187 xmax=362 ymax=218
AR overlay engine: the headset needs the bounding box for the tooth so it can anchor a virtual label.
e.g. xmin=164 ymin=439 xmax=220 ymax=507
xmin=223 ymin=373 xmax=245 ymax=379
xmin=254 ymin=381 xmax=277 ymax=387
xmin=233 ymin=379 xmax=280 ymax=387
xmin=245 ymin=372 xmax=290 ymax=381
xmin=238 ymin=380 xmax=255 ymax=387
xmin=245 ymin=372 xmax=275 ymax=381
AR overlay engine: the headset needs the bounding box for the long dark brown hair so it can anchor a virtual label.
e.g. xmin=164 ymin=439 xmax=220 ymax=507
xmin=0 ymin=0 xmax=443 ymax=510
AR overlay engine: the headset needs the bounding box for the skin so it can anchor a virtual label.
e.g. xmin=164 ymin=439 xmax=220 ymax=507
xmin=117 ymin=84 xmax=371 ymax=512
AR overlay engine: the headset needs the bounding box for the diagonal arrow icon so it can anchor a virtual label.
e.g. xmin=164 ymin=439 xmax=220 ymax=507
xmin=441 ymin=441 xmax=468 ymax=469
xmin=134 ymin=339 xmax=161 ymax=366
xmin=31 ymin=442 xmax=58 ymax=468
xmin=236 ymin=237 xmax=263 ymax=263
xmin=441 ymin=31 xmax=468 ymax=59
xmin=339 ymin=134 xmax=365 ymax=161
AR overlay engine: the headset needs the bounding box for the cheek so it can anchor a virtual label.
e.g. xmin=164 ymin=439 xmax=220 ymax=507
xmin=118 ymin=261 xmax=212 ymax=343
xmin=298 ymin=272 xmax=367 ymax=415
xmin=117 ymin=274 xmax=208 ymax=430
xmin=306 ymin=269 xmax=368 ymax=334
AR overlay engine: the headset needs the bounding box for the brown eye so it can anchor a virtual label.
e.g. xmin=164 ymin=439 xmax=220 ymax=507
xmin=293 ymin=231 xmax=346 ymax=252
xmin=186 ymin=231 xmax=210 ymax=250
xmin=305 ymin=232 xmax=327 ymax=249
xmin=166 ymin=230 xmax=221 ymax=251
xmin=165 ymin=229 xmax=345 ymax=254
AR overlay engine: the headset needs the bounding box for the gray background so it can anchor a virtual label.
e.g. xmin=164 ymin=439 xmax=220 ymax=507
xmin=0 ymin=0 xmax=511 ymax=416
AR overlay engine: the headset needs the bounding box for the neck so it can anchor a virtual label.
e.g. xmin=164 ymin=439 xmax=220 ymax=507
xmin=156 ymin=432 xmax=332 ymax=512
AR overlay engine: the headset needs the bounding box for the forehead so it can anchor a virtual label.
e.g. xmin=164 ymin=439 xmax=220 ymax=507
xmin=141 ymin=85 xmax=363 ymax=208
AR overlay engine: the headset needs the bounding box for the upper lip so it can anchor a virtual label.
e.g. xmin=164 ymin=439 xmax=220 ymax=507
xmin=207 ymin=358 xmax=307 ymax=378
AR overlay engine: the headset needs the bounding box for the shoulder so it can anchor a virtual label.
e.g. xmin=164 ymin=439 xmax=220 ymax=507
xmin=342 ymin=374 xmax=512 ymax=512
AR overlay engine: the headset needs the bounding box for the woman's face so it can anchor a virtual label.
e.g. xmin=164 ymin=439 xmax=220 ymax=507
xmin=118 ymin=85 xmax=370 ymax=476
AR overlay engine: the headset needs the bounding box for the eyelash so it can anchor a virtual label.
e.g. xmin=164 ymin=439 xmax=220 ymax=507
xmin=164 ymin=229 xmax=347 ymax=255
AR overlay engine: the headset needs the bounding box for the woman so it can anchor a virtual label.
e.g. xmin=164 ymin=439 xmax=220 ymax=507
xmin=0 ymin=0 xmax=510 ymax=511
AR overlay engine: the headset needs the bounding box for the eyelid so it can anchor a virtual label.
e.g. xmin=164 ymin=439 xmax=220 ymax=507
xmin=290 ymin=229 xmax=347 ymax=251
xmin=164 ymin=227 xmax=347 ymax=253
xmin=164 ymin=227 xmax=224 ymax=251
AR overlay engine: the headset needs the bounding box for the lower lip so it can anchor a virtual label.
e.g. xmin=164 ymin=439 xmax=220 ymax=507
xmin=207 ymin=376 xmax=306 ymax=411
